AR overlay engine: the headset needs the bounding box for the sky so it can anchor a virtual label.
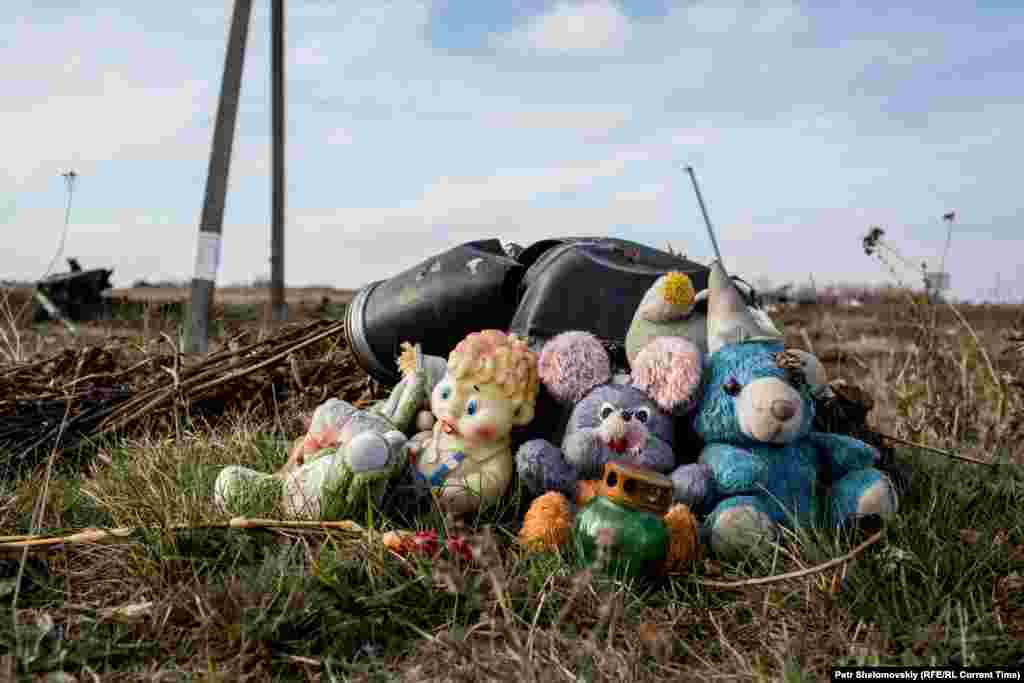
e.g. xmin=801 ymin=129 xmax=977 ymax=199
xmin=2 ymin=1 xmax=1023 ymax=302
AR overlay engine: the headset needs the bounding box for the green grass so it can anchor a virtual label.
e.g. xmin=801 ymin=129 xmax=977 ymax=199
xmin=1 ymin=419 xmax=1022 ymax=680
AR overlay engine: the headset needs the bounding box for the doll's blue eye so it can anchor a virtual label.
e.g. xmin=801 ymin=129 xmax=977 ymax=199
xmin=466 ymin=399 xmax=478 ymax=416
xmin=440 ymin=386 xmax=451 ymax=400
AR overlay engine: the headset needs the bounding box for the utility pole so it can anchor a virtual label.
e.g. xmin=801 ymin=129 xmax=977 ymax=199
xmin=270 ymin=0 xmax=287 ymax=321
xmin=188 ymin=0 xmax=253 ymax=353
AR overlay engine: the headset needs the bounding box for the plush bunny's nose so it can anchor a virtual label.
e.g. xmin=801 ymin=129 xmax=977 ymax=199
xmin=771 ymin=399 xmax=797 ymax=421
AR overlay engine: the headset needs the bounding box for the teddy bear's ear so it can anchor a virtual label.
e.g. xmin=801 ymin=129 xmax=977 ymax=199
xmin=780 ymin=348 xmax=832 ymax=399
xmin=537 ymin=331 xmax=612 ymax=404
xmin=631 ymin=337 xmax=703 ymax=416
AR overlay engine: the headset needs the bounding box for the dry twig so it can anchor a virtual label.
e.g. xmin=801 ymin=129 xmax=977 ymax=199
xmin=692 ymin=529 xmax=885 ymax=589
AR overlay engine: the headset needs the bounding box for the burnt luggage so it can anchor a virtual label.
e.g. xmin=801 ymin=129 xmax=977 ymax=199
xmin=345 ymin=239 xmax=524 ymax=385
xmin=508 ymin=237 xmax=711 ymax=359
xmin=345 ymin=236 xmax=719 ymax=384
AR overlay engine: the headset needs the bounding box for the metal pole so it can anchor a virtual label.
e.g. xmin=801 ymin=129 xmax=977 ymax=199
xmin=938 ymin=211 xmax=955 ymax=288
xmin=270 ymin=0 xmax=287 ymax=321
xmin=42 ymin=171 xmax=78 ymax=279
xmin=188 ymin=0 xmax=253 ymax=353
xmin=59 ymin=170 xmax=77 ymax=258
xmin=684 ymin=165 xmax=725 ymax=270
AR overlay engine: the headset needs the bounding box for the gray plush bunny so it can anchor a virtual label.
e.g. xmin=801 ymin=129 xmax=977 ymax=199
xmin=515 ymin=330 xmax=703 ymax=500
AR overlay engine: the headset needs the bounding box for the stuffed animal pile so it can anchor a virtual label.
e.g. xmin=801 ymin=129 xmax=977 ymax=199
xmin=516 ymin=260 xmax=899 ymax=563
xmin=212 ymin=259 xmax=899 ymax=574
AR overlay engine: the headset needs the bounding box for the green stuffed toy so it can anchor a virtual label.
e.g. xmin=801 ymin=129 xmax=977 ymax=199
xmin=213 ymin=343 xmax=447 ymax=519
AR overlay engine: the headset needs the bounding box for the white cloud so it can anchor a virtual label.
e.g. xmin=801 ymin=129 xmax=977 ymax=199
xmin=3 ymin=77 xmax=208 ymax=187
xmin=497 ymin=0 xmax=632 ymax=54
xmin=288 ymin=3 xmax=344 ymax=20
xmin=230 ymin=139 xmax=273 ymax=179
xmin=408 ymin=150 xmax=648 ymax=219
xmin=291 ymin=40 xmax=329 ymax=67
xmin=668 ymin=127 xmax=722 ymax=147
xmin=479 ymin=109 xmax=628 ymax=138
xmin=1 ymin=13 xmax=215 ymax=187
xmin=325 ymin=128 xmax=354 ymax=146
xmin=607 ymin=184 xmax=666 ymax=205
xmin=750 ymin=2 xmax=804 ymax=34
xmin=683 ymin=3 xmax=742 ymax=34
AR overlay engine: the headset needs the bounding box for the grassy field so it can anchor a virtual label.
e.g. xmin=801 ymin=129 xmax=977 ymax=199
xmin=1 ymin=283 xmax=1022 ymax=681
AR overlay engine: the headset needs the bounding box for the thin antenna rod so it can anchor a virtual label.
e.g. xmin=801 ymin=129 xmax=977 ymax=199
xmin=684 ymin=165 xmax=725 ymax=269
xmin=938 ymin=211 xmax=955 ymax=286
xmin=42 ymin=170 xmax=78 ymax=279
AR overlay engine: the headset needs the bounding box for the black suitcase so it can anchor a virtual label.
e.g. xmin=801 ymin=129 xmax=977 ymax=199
xmin=345 ymin=239 xmax=524 ymax=385
xmin=346 ymin=236 xmax=734 ymax=384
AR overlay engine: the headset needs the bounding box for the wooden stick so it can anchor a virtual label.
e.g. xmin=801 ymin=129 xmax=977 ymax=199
xmin=94 ymin=320 xmax=345 ymax=436
xmin=871 ymin=430 xmax=998 ymax=466
xmin=692 ymin=529 xmax=884 ymax=589
xmin=0 ymin=350 xmax=68 ymax=379
xmin=65 ymin=357 xmax=157 ymax=388
xmin=0 ymin=516 xmax=367 ymax=555
xmin=228 ymin=516 xmax=365 ymax=532
xmin=89 ymin=322 xmax=318 ymax=426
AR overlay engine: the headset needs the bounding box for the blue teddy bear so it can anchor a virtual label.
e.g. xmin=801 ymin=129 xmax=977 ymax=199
xmin=660 ymin=262 xmax=899 ymax=557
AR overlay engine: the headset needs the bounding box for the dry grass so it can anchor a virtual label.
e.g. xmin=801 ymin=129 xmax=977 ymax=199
xmin=0 ymin=285 xmax=355 ymax=368
xmin=771 ymin=296 xmax=1024 ymax=464
xmin=1 ymin=277 xmax=1023 ymax=680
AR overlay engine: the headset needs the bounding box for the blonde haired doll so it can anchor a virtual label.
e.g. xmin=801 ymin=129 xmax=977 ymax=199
xmin=408 ymin=330 xmax=540 ymax=516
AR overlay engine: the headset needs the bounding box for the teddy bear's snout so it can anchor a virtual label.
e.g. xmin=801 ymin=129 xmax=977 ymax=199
xmin=771 ymin=399 xmax=797 ymax=421
xmin=736 ymin=377 xmax=804 ymax=444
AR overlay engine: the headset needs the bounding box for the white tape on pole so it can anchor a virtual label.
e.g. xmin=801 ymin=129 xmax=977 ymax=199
xmin=194 ymin=231 xmax=222 ymax=282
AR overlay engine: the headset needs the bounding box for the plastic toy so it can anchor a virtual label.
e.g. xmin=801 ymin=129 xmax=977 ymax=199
xmin=405 ymin=329 xmax=541 ymax=516
xmin=213 ymin=342 xmax=446 ymax=519
xmin=519 ymin=461 xmax=699 ymax=577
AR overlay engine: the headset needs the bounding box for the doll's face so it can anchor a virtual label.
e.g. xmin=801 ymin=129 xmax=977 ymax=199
xmin=431 ymin=374 xmax=525 ymax=446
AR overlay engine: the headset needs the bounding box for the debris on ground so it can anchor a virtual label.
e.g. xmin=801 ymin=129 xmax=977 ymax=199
xmin=33 ymin=259 xmax=114 ymax=323
xmin=0 ymin=319 xmax=388 ymax=475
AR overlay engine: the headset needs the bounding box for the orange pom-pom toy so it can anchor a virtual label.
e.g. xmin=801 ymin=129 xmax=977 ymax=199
xmin=661 ymin=503 xmax=700 ymax=574
xmin=518 ymin=491 xmax=573 ymax=552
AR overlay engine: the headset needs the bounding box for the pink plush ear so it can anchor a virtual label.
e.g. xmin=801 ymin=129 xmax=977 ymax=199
xmin=631 ymin=337 xmax=703 ymax=416
xmin=538 ymin=331 xmax=612 ymax=404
